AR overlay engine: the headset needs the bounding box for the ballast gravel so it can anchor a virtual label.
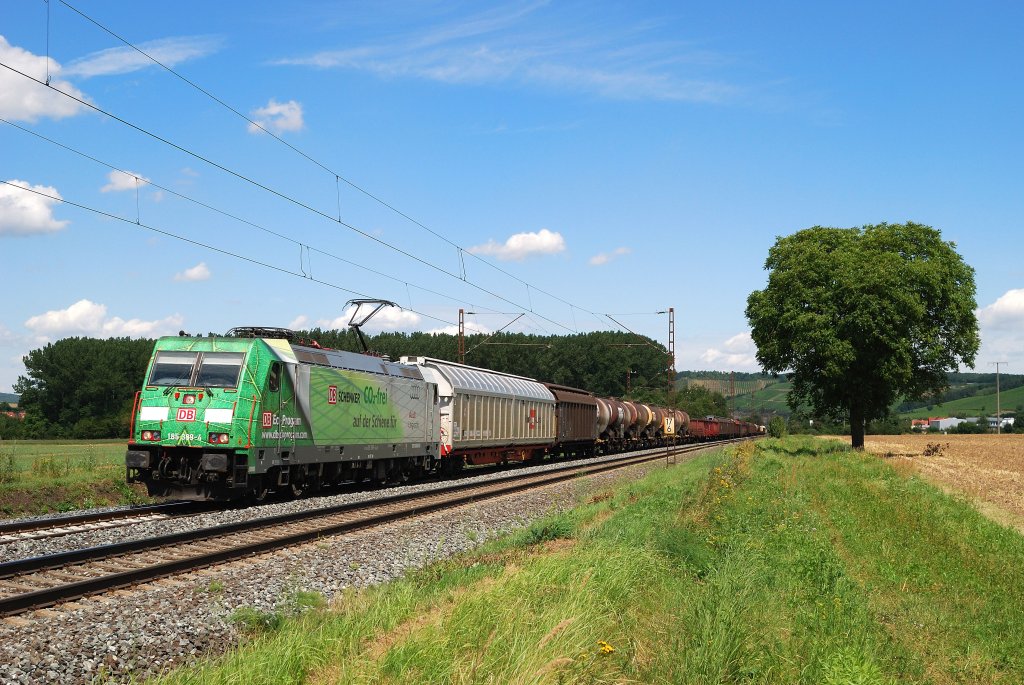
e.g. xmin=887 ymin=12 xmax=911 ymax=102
xmin=0 ymin=455 xmax=671 ymax=684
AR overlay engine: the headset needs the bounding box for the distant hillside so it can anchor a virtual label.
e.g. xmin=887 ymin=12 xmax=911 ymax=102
xmin=674 ymin=371 xmax=1024 ymax=421
xmin=677 ymin=372 xmax=794 ymax=418
xmin=900 ymin=383 xmax=1024 ymax=419
xmin=731 ymin=377 xmax=797 ymax=417
xmin=0 ymin=393 xmax=18 ymax=405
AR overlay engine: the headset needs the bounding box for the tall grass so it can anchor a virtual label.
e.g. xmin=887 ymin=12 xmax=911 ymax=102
xmin=152 ymin=438 xmax=1024 ymax=684
xmin=0 ymin=440 xmax=145 ymax=515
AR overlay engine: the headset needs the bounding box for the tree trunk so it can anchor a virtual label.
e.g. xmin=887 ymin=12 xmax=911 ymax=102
xmin=850 ymin=403 xmax=865 ymax=450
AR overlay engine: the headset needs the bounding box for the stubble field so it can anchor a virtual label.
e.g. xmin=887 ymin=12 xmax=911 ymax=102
xmin=824 ymin=433 xmax=1024 ymax=530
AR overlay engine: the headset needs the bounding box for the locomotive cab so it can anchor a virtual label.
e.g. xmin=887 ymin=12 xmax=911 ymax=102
xmin=126 ymin=336 xmax=264 ymax=499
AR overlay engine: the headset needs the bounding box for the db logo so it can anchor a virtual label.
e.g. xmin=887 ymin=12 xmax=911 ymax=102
xmin=328 ymin=385 xmax=338 ymax=405
xmin=177 ymin=408 xmax=197 ymax=422
xmin=262 ymin=412 xmax=273 ymax=428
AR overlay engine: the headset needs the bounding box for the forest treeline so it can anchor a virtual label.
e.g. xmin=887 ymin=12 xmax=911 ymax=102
xmin=1 ymin=330 xmax=729 ymax=439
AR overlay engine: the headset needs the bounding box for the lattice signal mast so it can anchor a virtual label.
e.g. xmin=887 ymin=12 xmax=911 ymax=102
xmin=667 ymin=307 xmax=676 ymax=392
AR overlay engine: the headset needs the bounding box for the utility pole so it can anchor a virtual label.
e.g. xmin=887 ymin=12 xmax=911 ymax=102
xmin=991 ymin=361 xmax=1009 ymax=433
xmin=730 ymin=371 xmax=735 ymax=418
xmin=458 ymin=309 xmax=466 ymax=364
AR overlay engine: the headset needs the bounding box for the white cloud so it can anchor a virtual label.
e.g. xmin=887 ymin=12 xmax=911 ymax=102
xmin=288 ymin=315 xmax=310 ymax=330
xmin=100 ymin=170 xmax=150 ymax=193
xmin=699 ymin=331 xmax=759 ymax=369
xmin=0 ymin=179 xmax=69 ymax=236
xmin=280 ymin=45 xmax=735 ymax=102
xmin=974 ymin=289 xmax=1024 ymax=372
xmin=62 ymin=35 xmax=222 ymax=78
xmin=0 ymin=36 xmax=91 ymax=122
xmin=319 ymin=305 xmax=421 ymax=332
xmin=468 ymin=228 xmax=566 ymax=261
xmin=24 ymin=299 xmax=183 ymax=338
xmin=173 ymin=262 xmax=211 ymax=282
xmin=274 ymin=7 xmax=741 ymax=103
xmin=977 ymin=289 xmax=1024 ymax=331
xmin=247 ymin=99 xmax=304 ymax=134
xmin=589 ymin=246 xmax=631 ymax=266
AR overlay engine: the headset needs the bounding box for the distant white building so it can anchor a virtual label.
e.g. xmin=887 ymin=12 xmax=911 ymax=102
xmin=929 ymin=417 xmax=967 ymax=431
xmin=988 ymin=416 xmax=1015 ymax=429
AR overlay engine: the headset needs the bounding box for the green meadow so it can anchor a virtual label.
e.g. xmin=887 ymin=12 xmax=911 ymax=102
xmin=153 ymin=437 xmax=1024 ymax=684
xmin=900 ymin=383 xmax=1024 ymax=419
xmin=0 ymin=440 xmax=146 ymax=515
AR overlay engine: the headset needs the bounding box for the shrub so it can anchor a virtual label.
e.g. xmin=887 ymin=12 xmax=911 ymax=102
xmin=0 ymin=449 xmax=17 ymax=484
xmin=230 ymin=607 xmax=284 ymax=635
xmin=951 ymin=421 xmax=988 ymax=434
xmin=767 ymin=416 xmax=787 ymax=438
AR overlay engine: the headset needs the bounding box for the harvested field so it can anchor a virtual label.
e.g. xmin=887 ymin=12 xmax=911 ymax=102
xmin=822 ymin=434 xmax=1024 ymax=530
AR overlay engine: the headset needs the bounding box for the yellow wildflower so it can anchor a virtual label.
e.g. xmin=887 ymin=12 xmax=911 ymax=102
xmin=597 ymin=640 xmax=615 ymax=654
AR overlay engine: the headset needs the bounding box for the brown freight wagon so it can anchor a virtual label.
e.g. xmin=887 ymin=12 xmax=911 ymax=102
xmin=544 ymin=383 xmax=600 ymax=458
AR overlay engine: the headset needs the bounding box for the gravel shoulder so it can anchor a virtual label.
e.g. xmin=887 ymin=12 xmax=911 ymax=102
xmin=0 ymin=453 xmax=681 ymax=684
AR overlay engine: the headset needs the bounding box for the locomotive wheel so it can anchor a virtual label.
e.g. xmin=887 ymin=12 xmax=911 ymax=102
xmin=252 ymin=479 xmax=270 ymax=502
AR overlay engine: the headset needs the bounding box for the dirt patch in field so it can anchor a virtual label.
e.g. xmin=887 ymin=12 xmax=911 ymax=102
xmin=823 ymin=434 xmax=1024 ymax=531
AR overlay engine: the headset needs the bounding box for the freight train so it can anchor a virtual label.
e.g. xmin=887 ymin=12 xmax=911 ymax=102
xmin=125 ymin=327 xmax=761 ymax=501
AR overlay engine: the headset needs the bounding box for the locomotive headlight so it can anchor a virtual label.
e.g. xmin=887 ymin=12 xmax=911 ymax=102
xmin=208 ymin=432 xmax=230 ymax=444
xmin=141 ymin=430 xmax=161 ymax=441
xmin=183 ymin=394 xmax=196 ymax=405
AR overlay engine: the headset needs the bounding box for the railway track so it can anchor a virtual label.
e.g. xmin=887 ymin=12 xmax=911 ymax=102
xmin=0 ymin=440 xmax=746 ymax=617
xmin=0 ymin=501 xmax=215 ymax=544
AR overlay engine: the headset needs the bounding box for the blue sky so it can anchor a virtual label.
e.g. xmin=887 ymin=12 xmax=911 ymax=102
xmin=2 ymin=0 xmax=1022 ymax=394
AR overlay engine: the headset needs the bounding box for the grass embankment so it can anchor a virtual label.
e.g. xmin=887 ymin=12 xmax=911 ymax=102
xmin=0 ymin=440 xmax=148 ymax=516
xmin=153 ymin=438 xmax=1024 ymax=684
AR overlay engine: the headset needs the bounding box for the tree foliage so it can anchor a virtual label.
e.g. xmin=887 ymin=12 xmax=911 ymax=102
xmin=13 ymin=329 xmax=726 ymax=438
xmin=298 ymin=328 xmax=673 ymax=398
xmin=767 ymin=417 xmax=787 ymax=438
xmin=14 ymin=337 xmax=154 ymax=439
xmin=745 ymin=222 xmax=980 ymax=448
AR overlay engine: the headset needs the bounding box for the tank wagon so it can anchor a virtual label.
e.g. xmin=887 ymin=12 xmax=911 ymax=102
xmin=126 ymin=327 xmax=759 ymax=501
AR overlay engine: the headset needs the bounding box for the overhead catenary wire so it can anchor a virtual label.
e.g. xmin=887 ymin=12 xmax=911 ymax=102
xmin=0 ymin=179 xmax=478 ymax=332
xmin=6 ymin=5 xmax=659 ymax=344
xmin=41 ymin=0 xmax=611 ymax=325
xmin=605 ymin=314 xmax=671 ymax=354
xmin=464 ymin=314 xmax=525 ymax=357
xmin=0 ymin=116 xmax=505 ymax=317
xmin=0 ymin=58 xmax=590 ymax=336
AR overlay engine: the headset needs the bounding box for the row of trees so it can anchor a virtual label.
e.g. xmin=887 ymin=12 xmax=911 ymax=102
xmin=4 ymin=330 xmax=729 ymax=440
xmin=7 ymin=337 xmax=154 ymax=440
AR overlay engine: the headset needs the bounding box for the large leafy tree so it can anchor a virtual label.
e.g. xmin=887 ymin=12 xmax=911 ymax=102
xmin=745 ymin=222 xmax=980 ymax=448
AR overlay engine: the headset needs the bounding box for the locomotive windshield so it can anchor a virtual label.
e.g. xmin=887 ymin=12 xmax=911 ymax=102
xmin=148 ymin=351 xmax=198 ymax=386
xmin=147 ymin=351 xmax=245 ymax=388
xmin=195 ymin=352 xmax=245 ymax=387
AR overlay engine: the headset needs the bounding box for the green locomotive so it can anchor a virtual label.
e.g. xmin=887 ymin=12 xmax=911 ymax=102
xmin=125 ymin=327 xmax=440 ymax=500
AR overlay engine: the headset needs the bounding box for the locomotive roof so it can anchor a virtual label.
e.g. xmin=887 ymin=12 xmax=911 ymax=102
xmin=402 ymin=356 xmax=554 ymax=402
xmin=263 ymin=338 xmax=424 ymax=380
